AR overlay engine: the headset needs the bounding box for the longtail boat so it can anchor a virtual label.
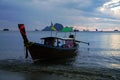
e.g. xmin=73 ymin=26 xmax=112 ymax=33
xmin=18 ymin=24 xmax=89 ymax=62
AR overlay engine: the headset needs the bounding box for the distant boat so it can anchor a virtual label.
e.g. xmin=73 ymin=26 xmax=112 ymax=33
xmin=3 ymin=29 xmax=9 ymax=31
xmin=35 ymin=29 xmax=39 ymax=31
xmin=18 ymin=24 xmax=83 ymax=62
xmin=114 ymin=30 xmax=119 ymax=32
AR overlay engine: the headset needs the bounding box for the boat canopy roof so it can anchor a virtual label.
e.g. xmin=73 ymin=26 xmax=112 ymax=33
xmin=40 ymin=37 xmax=74 ymax=41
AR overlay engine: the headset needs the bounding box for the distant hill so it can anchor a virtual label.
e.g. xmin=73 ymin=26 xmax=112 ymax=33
xmin=42 ymin=23 xmax=64 ymax=31
xmin=42 ymin=26 xmax=51 ymax=31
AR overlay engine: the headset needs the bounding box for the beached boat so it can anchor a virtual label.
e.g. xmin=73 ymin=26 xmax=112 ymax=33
xmin=18 ymin=24 xmax=89 ymax=62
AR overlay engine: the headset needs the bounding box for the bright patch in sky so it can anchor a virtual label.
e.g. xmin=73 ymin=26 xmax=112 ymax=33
xmin=99 ymin=0 xmax=120 ymax=18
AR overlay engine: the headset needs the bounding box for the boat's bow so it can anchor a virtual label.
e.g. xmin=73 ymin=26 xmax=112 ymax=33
xmin=18 ymin=24 xmax=29 ymax=58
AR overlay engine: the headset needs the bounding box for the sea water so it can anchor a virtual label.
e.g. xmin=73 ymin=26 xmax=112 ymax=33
xmin=0 ymin=31 xmax=120 ymax=80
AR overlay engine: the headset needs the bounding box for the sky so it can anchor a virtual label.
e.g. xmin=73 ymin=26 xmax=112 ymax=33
xmin=0 ymin=0 xmax=120 ymax=31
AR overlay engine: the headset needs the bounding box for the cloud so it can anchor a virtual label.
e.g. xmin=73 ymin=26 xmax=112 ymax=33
xmin=0 ymin=0 xmax=94 ymax=30
xmin=99 ymin=0 xmax=120 ymax=19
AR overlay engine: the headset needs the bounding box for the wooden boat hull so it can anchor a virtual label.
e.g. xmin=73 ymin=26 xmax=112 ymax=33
xmin=28 ymin=42 xmax=78 ymax=61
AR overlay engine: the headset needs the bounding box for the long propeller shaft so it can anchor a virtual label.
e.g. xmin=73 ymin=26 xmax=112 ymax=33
xmin=76 ymin=40 xmax=90 ymax=45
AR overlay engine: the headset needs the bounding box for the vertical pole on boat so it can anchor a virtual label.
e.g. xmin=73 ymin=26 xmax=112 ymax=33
xmin=51 ymin=22 xmax=53 ymax=37
xmin=50 ymin=21 xmax=56 ymax=37
xmin=51 ymin=30 xmax=52 ymax=37
xmin=74 ymin=29 xmax=77 ymax=39
xmin=55 ymin=31 xmax=58 ymax=37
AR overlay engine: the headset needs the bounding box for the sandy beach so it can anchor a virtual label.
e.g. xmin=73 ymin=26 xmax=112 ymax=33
xmin=0 ymin=60 xmax=120 ymax=80
xmin=0 ymin=70 xmax=73 ymax=80
xmin=0 ymin=67 xmax=120 ymax=80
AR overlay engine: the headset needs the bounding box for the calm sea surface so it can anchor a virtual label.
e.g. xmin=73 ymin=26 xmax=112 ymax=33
xmin=0 ymin=31 xmax=120 ymax=80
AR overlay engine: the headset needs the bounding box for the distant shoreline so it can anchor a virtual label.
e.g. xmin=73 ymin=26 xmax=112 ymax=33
xmin=0 ymin=30 xmax=120 ymax=33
